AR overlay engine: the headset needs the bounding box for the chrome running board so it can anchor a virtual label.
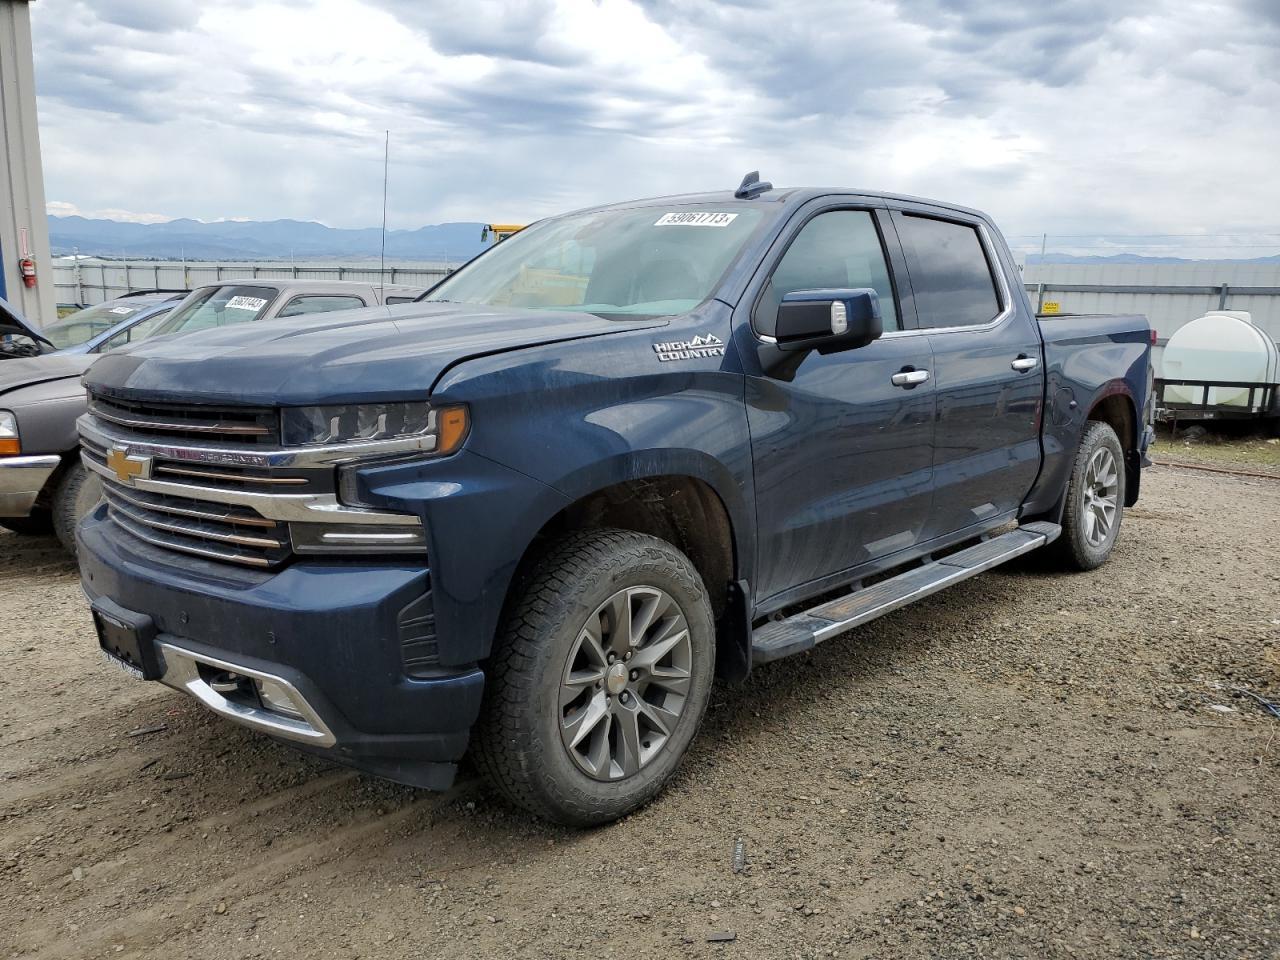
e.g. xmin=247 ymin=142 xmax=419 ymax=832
xmin=751 ymin=521 xmax=1061 ymax=664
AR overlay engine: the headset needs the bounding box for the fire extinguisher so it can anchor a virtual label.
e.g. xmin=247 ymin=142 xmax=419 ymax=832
xmin=19 ymin=257 xmax=36 ymax=288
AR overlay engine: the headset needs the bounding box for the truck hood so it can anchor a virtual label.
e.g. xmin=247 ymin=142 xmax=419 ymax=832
xmin=0 ymin=296 xmax=54 ymax=349
xmin=0 ymin=352 xmax=96 ymax=397
xmin=84 ymin=302 xmax=670 ymax=406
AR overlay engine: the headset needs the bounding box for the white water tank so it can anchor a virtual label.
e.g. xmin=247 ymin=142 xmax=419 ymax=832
xmin=1162 ymin=311 xmax=1280 ymax=409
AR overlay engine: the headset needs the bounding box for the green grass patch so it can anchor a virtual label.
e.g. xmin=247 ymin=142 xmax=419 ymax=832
xmin=1153 ymin=433 xmax=1280 ymax=469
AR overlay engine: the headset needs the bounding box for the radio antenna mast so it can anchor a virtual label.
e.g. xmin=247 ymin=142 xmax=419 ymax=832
xmin=379 ymin=130 xmax=390 ymax=298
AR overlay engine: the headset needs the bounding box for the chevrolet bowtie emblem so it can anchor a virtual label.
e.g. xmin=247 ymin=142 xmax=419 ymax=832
xmin=106 ymin=446 xmax=152 ymax=485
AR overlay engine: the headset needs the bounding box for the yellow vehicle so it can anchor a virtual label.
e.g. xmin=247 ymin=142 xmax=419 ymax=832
xmin=481 ymin=223 xmax=525 ymax=244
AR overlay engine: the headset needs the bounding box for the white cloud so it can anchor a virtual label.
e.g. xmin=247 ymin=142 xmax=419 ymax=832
xmin=45 ymin=200 xmax=173 ymax=224
xmin=29 ymin=0 xmax=1280 ymax=258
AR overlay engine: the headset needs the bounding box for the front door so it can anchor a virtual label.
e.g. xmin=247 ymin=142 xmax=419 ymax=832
xmin=745 ymin=207 xmax=936 ymax=603
xmin=890 ymin=209 xmax=1043 ymax=541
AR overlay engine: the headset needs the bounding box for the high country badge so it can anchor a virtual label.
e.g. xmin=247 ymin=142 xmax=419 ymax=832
xmin=652 ymin=334 xmax=726 ymax=362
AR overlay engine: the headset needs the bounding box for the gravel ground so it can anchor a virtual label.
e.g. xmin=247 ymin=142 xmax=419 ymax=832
xmin=2 ymin=464 xmax=1278 ymax=960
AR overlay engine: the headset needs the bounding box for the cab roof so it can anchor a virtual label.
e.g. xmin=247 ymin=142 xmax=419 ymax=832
xmin=569 ymin=185 xmax=991 ymax=224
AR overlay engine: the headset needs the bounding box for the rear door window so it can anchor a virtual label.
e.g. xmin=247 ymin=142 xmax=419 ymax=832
xmin=895 ymin=214 xmax=1001 ymax=328
xmin=276 ymin=295 xmax=368 ymax=318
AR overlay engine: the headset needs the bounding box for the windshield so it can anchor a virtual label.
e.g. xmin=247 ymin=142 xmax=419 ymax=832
xmin=149 ymin=285 xmax=278 ymax=337
xmin=425 ymin=205 xmax=766 ymax=317
xmin=41 ymin=301 xmax=148 ymax=349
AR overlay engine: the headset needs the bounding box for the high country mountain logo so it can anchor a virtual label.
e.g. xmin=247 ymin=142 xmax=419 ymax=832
xmin=652 ymin=333 xmax=726 ymax=362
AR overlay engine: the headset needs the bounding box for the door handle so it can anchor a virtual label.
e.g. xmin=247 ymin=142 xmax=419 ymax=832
xmin=891 ymin=369 xmax=930 ymax=387
xmin=1011 ymin=356 xmax=1039 ymax=372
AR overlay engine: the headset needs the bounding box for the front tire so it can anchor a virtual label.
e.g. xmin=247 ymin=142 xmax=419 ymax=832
xmin=52 ymin=462 xmax=103 ymax=556
xmin=1052 ymin=421 xmax=1126 ymax=571
xmin=473 ymin=528 xmax=716 ymax=826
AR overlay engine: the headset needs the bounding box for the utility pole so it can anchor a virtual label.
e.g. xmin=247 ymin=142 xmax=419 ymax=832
xmin=0 ymin=1 xmax=56 ymax=326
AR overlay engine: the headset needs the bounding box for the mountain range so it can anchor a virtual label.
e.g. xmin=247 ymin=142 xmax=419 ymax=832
xmin=1023 ymin=252 xmax=1280 ymax=265
xmin=47 ymin=215 xmax=1280 ymax=266
xmin=48 ymin=216 xmax=489 ymax=262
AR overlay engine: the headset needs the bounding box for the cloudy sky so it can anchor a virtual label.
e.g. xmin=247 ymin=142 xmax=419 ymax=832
xmin=29 ymin=0 xmax=1280 ymax=259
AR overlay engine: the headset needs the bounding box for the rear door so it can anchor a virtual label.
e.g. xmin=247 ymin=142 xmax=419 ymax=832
xmin=889 ymin=208 xmax=1043 ymax=542
xmin=743 ymin=204 xmax=936 ymax=604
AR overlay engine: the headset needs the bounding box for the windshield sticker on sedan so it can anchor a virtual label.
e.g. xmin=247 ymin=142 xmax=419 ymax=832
xmin=226 ymin=296 xmax=268 ymax=312
xmin=109 ymin=306 xmax=135 ymax=315
xmin=654 ymin=212 xmax=739 ymax=227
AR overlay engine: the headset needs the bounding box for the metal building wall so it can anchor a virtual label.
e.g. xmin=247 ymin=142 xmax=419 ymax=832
xmin=0 ymin=0 xmax=55 ymax=327
xmin=1022 ymin=261 xmax=1280 ymax=373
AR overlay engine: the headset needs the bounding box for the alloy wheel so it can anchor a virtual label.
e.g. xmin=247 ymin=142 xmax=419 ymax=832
xmin=558 ymin=585 xmax=693 ymax=781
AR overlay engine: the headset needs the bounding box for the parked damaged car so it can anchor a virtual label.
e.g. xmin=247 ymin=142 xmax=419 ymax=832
xmin=0 ymin=280 xmax=426 ymax=553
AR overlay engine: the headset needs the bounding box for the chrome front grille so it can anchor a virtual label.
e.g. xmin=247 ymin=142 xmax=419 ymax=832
xmin=79 ymin=393 xmax=429 ymax=571
xmin=100 ymin=482 xmax=292 ymax=569
xmin=82 ymin=434 xmax=297 ymax=568
xmin=87 ymin=394 xmax=280 ymax=445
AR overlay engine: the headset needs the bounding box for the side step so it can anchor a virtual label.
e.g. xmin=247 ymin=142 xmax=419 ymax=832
xmin=750 ymin=521 xmax=1061 ymax=664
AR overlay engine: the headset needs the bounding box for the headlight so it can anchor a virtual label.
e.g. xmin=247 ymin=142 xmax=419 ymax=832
xmin=0 ymin=410 xmax=19 ymax=456
xmin=280 ymin=402 xmax=468 ymax=453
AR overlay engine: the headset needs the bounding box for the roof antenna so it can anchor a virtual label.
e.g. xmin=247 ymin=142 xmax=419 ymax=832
xmin=734 ymin=170 xmax=772 ymax=199
xmin=379 ymin=130 xmax=390 ymax=299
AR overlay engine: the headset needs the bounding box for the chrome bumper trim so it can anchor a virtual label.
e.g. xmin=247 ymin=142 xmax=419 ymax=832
xmin=159 ymin=642 xmax=337 ymax=747
xmin=0 ymin=454 xmax=61 ymax=517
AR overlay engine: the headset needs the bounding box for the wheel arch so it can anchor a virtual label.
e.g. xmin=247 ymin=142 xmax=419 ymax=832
xmin=501 ymin=457 xmax=753 ymax=682
xmin=1085 ymin=387 xmax=1140 ymax=506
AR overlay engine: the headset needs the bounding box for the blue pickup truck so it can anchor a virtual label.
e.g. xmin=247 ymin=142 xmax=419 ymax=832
xmin=77 ymin=176 xmax=1154 ymax=825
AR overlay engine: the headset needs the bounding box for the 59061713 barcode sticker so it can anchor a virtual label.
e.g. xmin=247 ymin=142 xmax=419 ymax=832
xmin=654 ymin=212 xmax=739 ymax=227
xmin=226 ymin=296 xmax=268 ymax=312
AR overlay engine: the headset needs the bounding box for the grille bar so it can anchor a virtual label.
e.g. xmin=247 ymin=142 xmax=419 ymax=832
xmin=88 ymin=395 xmax=279 ymax=446
xmin=153 ymin=465 xmax=309 ymax=486
xmin=99 ymin=470 xmax=293 ymax=569
xmin=89 ymin=406 xmax=271 ymax=436
xmin=104 ymin=490 xmax=286 ymax=551
xmin=102 ymin=482 xmax=279 ymax=529
xmin=109 ymin=510 xmax=275 ymax=569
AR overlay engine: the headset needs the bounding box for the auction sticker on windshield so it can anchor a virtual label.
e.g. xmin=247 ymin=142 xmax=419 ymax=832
xmin=654 ymin=212 xmax=739 ymax=227
xmin=226 ymin=296 xmax=268 ymax=312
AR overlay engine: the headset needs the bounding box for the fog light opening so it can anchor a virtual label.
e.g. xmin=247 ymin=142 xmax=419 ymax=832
xmin=255 ymin=678 xmax=305 ymax=719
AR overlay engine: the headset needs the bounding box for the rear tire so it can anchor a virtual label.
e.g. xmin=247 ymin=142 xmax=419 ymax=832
xmin=1051 ymin=421 xmax=1126 ymax=571
xmin=51 ymin=462 xmax=102 ymax=556
xmin=0 ymin=511 xmax=53 ymax=536
xmin=473 ymin=528 xmax=716 ymax=826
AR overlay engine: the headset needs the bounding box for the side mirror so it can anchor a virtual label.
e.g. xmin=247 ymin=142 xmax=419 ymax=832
xmin=760 ymin=288 xmax=883 ymax=379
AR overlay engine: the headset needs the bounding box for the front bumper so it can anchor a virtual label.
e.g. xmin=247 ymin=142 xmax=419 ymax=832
xmin=78 ymin=506 xmax=485 ymax=790
xmin=0 ymin=454 xmax=60 ymax=517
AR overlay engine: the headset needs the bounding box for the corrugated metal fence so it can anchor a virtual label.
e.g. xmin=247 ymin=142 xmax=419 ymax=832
xmin=52 ymin=258 xmax=1280 ymax=375
xmin=53 ymin=260 xmax=453 ymax=306
xmin=1023 ymin=262 xmax=1280 ymax=368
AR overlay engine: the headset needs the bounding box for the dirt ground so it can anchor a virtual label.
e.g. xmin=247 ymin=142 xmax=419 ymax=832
xmin=3 ymin=464 xmax=1278 ymax=960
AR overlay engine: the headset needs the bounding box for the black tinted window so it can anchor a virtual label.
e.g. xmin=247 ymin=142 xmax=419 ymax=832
xmin=757 ymin=210 xmax=899 ymax=334
xmin=897 ymin=215 xmax=1000 ymax=328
